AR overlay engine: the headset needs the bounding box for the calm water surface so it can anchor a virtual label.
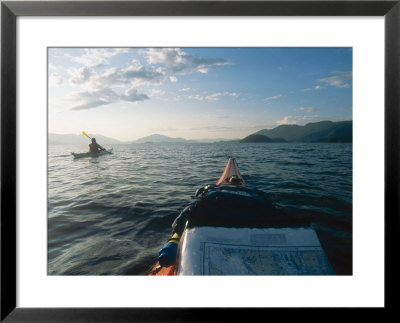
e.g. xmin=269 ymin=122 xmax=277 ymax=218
xmin=48 ymin=142 xmax=352 ymax=275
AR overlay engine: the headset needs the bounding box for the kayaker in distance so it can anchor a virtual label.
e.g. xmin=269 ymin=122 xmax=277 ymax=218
xmin=89 ymin=138 xmax=105 ymax=153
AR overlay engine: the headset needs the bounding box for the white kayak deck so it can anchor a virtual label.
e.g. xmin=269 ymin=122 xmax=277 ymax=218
xmin=178 ymin=226 xmax=335 ymax=275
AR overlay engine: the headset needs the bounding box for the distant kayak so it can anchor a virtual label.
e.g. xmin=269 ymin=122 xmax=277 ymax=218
xmin=71 ymin=148 xmax=113 ymax=159
xmin=149 ymin=157 xmax=335 ymax=276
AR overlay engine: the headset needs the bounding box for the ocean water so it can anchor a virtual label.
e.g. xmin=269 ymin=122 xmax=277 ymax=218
xmin=48 ymin=142 xmax=352 ymax=275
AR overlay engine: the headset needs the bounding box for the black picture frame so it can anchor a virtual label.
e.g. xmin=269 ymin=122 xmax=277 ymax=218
xmin=1 ymin=0 xmax=398 ymax=321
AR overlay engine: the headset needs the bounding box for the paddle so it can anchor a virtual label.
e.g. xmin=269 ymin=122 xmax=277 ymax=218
xmin=82 ymin=131 xmax=108 ymax=152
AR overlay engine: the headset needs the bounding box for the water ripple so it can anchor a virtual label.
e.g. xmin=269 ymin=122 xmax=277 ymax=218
xmin=48 ymin=142 xmax=352 ymax=275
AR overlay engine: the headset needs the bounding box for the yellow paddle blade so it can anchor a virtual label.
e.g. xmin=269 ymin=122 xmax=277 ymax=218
xmin=82 ymin=131 xmax=91 ymax=139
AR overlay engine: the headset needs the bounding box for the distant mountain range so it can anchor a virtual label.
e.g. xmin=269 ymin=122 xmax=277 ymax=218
xmin=134 ymin=134 xmax=196 ymax=143
xmin=241 ymin=121 xmax=352 ymax=143
xmin=49 ymin=133 xmax=203 ymax=145
xmin=240 ymin=134 xmax=286 ymax=143
xmin=49 ymin=133 xmax=123 ymax=145
xmin=49 ymin=121 xmax=352 ymax=145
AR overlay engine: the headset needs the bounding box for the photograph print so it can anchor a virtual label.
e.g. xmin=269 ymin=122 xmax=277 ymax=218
xmin=48 ymin=47 xmax=352 ymax=275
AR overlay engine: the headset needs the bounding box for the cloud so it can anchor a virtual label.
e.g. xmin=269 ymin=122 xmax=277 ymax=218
xmin=277 ymin=114 xmax=321 ymax=125
xmin=188 ymin=92 xmax=239 ymax=102
xmin=298 ymin=107 xmax=317 ymax=113
xmin=188 ymin=94 xmax=204 ymax=101
xmin=69 ymin=67 xmax=94 ymax=85
xmin=70 ymin=100 xmax=108 ymax=111
xmin=264 ymin=95 xmax=282 ymax=101
xmin=124 ymin=88 xmax=149 ymax=102
xmin=123 ymin=66 xmax=164 ymax=81
xmin=124 ymin=66 xmax=165 ymax=86
xmin=66 ymin=48 xmax=129 ymax=67
xmin=55 ymin=48 xmax=233 ymax=111
xmin=49 ymin=73 xmax=65 ymax=87
xmin=143 ymin=48 xmax=230 ymax=75
xmin=149 ymin=89 xmax=165 ymax=97
xmin=68 ymin=88 xmax=149 ymax=111
xmin=318 ymin=72 xmax=352 ymax=88
xmin=62 ymin=62 xmax=158 ymax=110
xmin=303 ymin=85 xmax=323 ymax=91
xmin=67 ymin=65 xmax=165 ymax=89
xmin=179 ymin=88 xmax=194 ymax=92
xmin=206 ymin=93 xmax=223 ymax=101
xmin=206 ymin=92 xmax=239 ymax=101
xmin=105 ymin=65 xmax=165 ymax=87
xmin=276 ymin=116 xmax=297 ymax=125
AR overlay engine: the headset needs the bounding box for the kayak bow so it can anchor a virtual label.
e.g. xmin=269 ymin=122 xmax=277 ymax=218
xmin=216 ymin=157 xmax=246 ymax=186
xmin=149 ymin=157 xmax=335 ymax=276
xmin=149 ymin=158 xmax=245 ymax=275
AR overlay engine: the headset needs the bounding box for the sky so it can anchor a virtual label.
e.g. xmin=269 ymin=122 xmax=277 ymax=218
xmin=48 ymin=47 xmax=352 ymax=142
